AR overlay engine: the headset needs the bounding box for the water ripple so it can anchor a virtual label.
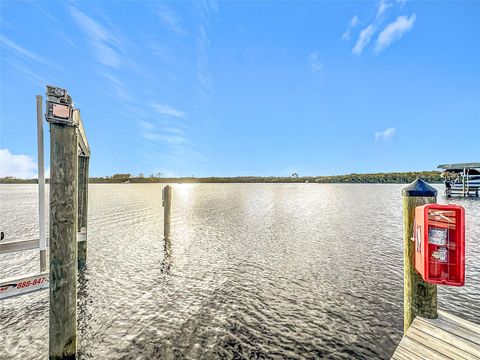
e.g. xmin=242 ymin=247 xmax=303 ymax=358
xmin=0 ymin=183 xmax=479 ymax=359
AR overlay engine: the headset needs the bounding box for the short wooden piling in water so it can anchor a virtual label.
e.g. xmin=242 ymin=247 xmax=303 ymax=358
xmin=163 ymin=185 xmax=172 ymax=240
xmin=402 ymin=178 xmax=438 ymax=333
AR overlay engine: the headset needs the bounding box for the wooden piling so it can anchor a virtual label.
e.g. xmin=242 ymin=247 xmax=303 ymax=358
xmin=163 ymin=185 xmax=172 ymax=240
xmin=47 ymin=86 xmax=78 ymax=359
xmin=77 ymin=155 xmax=89 ymax=270
xmin=402 ymin=178 xmax=438 ymax=334
xmin=49 ymin=122 xmax=78 ymax=359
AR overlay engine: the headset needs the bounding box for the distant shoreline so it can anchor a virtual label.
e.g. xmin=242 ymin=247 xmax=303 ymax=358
xmin=0 ymin=171 xmax=443 ymax=184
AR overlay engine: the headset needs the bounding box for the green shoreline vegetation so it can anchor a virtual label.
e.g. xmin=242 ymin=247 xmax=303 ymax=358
xmin=0 ymin=171 xmax=443 ymax=184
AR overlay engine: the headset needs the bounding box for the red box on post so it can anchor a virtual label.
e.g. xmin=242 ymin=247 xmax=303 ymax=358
xmin=414 ymin=204 xmax=465 ymax=286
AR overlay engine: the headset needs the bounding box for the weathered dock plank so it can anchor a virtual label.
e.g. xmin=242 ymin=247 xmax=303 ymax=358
xmin=391 ymin=310 xmax=480 ymax=359
xmin=391 ymin=346 xmax=424 ymax=360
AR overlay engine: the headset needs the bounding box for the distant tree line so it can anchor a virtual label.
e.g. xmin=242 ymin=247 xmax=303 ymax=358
xmin=0 ymin=176 xmax=39 ymax=184
xmin=88 ymin=171 xmax=444 ymax=184
xmin=1 ymin=171 xmax=443 ymax=184
xmin=313 ymin=171 xmax=443 ymax=184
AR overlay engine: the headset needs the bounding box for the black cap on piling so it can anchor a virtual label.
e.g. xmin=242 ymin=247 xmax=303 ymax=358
xmin=402 ymin=178 xmax=437 ymax=197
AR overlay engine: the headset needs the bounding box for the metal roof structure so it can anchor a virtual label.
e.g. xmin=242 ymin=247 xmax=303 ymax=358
xmin=437 ymin=162 xmax=480 ymax=170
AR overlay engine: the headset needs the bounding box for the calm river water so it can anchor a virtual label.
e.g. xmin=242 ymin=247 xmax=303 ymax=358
xmin=0 ymin=184 xmax=479 ymax=359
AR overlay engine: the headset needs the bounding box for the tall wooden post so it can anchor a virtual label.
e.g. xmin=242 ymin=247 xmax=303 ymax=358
xmin=77 ymin=155 xmax=89 ymax=270
xmin=402 ymin=178 xmax=438 ymax=333
xmin=47 ymin=86 xmax=78 ymax=359
xmin=163 ymin=185 xmax=172 ymax=240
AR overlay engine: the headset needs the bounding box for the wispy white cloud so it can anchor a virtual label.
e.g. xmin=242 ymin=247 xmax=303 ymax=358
xmin=353 ymin=25 xmax=376 ymax=55
xmin=139 ymin=119 xmax=185 ymax=136
xmin=140 ymin=3 xmax=214 ymax=165
xmin=0 ymin=34 xmax=56 ymax=67
xmin=376 ymin=0 xmax=392 ymax=19
xmin=351 ymin=15 xmax=360 ymax=27
xmin=69 ymin=6 xmax=124 ymax=68
xmin=375 ymin=127 xmax=396 ymax=140
xmin=149 ymin=42 xmax=174 ymax=63
xmin=197 ymin=25 xmax=214 ymax=101
xmin=163 ymin=126 xmax=187 ymax=135
xmin=117 ymin=103 xmax=151 ymax=121
xmin=138 ymin=120 xmax=155 ymax=131
xmin=157 ymin=6 xmax=186 ymax=35
xmin=141 ymin=130 xmax=187 ymax=147
xmin=139 ymin=114 xmax=194 ymax=163
xmin=101 ymin=72 xmax=132 ymax=101
xmin=142 ymin=131 xmax=161 ymax=142
xmin=140 ymin=119 xmax=187 ymax=148
xmin=197 ymin=0 xmax=219 ymax=18
xmin=345 ymin=0 xmax=412 ymax=55
xmin=32 ymin=4 xmax=80 ymax=50
xmin=0 ymin=149 xmax=37 ymax=178
xmin=59 ymin=32 xmax=80 ymax=50
xmin=158 ymin=134 xmax=187 ymax=145
xmin=151 ymin=103 xmax=186 ymax=119
xmin=34 ymin=4 xmax=61 ymax=24
xmin=341 ymin=15 xmax=359 ymax=41
xmin=308 ymin=52 xmax=324 ymax=73
xmin=375 ymin=14 xmax=416 ymax=53
xmin=193 ymin=1 xmax=218 ymax=110
xmin=5 ymin=59 xmax=51 ymax=87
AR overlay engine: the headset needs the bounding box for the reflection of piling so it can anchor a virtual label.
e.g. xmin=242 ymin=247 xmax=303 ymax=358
xmin=161 ymin=235 xmax=173 ymax=274
xmin=402 ymin=178 xmax=438 ymax=333
xmin=163 ymin=185 xmax=172 ymax=240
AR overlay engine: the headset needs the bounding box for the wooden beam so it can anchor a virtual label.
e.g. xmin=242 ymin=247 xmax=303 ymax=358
xmin=77 ymin=155 xmax=89 ymax=270
xmin=49 ymin=120 xmax=78 ymax=359
xmin=73 ymin=109 xmax=90 ymax=157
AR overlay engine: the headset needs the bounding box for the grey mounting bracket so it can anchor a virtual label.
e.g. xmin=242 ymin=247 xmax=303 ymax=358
xmin=45 ymin=85 xmax=76 ymax=126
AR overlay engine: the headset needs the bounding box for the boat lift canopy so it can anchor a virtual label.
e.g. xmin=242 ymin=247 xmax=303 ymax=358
xmin=438 ymin=163 xmax=480 ymax=173
xmin=438 ymin=162 xmax=480 ymax=197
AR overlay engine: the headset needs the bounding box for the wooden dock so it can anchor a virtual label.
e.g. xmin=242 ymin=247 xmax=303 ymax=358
xmin=391 ymin=310 xmax=480 ymax=360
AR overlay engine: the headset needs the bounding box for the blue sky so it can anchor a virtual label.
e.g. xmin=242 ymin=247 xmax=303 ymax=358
xmin=0 ymin=1 xmax=479 ymax=178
